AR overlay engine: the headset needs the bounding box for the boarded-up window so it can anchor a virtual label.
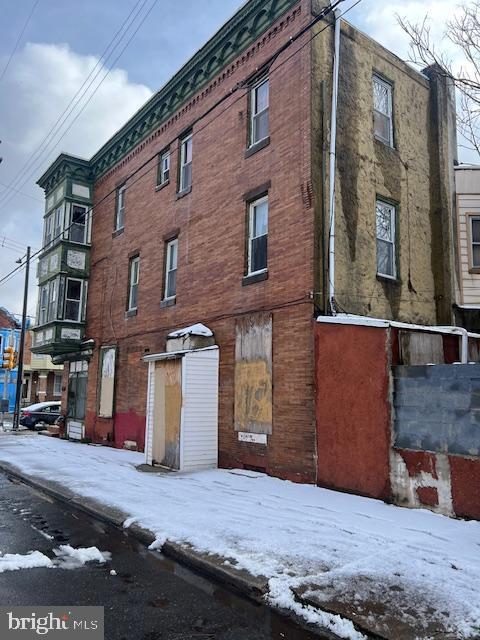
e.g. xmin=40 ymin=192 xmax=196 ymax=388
xmin=399 ymin=331 xmax=445 ymax=365
xmin=234 ymin=313 xmax=272 ymax=434
xmin=98 ymin=347 xmax=116 ymax=418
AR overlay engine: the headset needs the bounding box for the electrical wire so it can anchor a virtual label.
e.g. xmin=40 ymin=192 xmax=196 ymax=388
xmin=0 ymin=181 xmax=43 ymax=203
xmin=0 ymin=0 xmax=40 ymax=83
xmin=0 ymin=0 xmax=362 ymax=289
xmin=0 ymin=0 xmax=156 ymax=212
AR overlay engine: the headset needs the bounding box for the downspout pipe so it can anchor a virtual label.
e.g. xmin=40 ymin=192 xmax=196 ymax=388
xmin=328 ymin=9 xmax=341 ymax=315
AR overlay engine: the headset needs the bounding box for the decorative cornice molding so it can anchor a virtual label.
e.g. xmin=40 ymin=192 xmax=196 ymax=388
xmin=91 ymin=0 xmax=299 ymax=179
xmin=37 ymin=154 xmax=93 ymax=195
xmin=37 ymin=0 xmax=300 ymax=194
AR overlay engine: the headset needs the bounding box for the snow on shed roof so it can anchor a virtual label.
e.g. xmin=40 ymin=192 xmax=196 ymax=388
xmin=168 ymin=323 xmax=213 ymax=338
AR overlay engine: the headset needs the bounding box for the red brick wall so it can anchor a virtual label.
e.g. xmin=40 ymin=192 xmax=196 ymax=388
xmin=84 ymin=0 xmax=318 ymax=481
xmin=315 ymin=322 xmax=392 ymax=500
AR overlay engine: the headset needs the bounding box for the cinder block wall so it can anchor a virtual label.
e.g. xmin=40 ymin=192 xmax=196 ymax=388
xmin=392 ymin=365 xmax=480 ymax=519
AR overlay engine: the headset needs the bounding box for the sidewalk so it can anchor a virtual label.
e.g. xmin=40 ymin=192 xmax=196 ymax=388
xmin=0 ymin=435 xmax=478 ymax=639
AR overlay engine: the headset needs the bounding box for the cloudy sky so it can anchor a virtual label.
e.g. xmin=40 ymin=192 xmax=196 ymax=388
xmin=0 ymin=0 xmax=470 ymax=317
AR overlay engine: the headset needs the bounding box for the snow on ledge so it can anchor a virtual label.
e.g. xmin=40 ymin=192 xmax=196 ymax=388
xmin=168 ymin=323 xmax=213 ymax=338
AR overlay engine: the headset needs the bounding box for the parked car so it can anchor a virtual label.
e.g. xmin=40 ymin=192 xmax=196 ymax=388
xmin=20 ymin=401 xmax=61 ymax=430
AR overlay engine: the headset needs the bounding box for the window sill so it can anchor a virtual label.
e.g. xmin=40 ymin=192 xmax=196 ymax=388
xmin=176 ymin=186 xmax=192 ymax=199
xmin=242 ymin=270 xmax=268 ymax=286
xmin=112 ymin=228 xmax=124 ymax=239
xmin=373 ymin=136 xmax=396 ymax=152
xmin=125 ymin=309 xmax=138 ymax=318
xmin=160 ymin=297 xmax=176 ymax=309
xmin=155 ymin=180 xmax=170 ymax=192
xmin=469 ymin=267 xmax=480 ymax=274
xmin=245 ymin=136 xmax=270 ymax=159
xmin=376 ymin=273 xmax=400 ymax=285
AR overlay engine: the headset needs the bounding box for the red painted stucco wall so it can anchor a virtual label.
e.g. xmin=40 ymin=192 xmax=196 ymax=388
xmin=315 ymin=322 xmax=391 ymax=500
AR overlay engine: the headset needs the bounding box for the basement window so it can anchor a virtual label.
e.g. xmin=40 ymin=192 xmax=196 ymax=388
xmin=376 ymin=199 xmax=397 ymax=279
xmin=373 ymin=75 xmax=394 ymax=147
xmin=247 ymin=196 xmax=268 ymax=275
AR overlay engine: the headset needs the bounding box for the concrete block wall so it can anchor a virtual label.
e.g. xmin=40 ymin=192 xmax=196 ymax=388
xmin=393 ymin=364 xmax=480 ymax=457
xmin=392 ymin=364 xmax=480 ymax=518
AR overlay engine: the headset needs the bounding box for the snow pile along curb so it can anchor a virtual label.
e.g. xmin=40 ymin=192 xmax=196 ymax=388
xmin=0 ymin=436 xmax=479 ymax=639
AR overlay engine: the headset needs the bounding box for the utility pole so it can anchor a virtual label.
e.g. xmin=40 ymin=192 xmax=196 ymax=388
xmin=13 ymin=246 xmax=30 ymax=431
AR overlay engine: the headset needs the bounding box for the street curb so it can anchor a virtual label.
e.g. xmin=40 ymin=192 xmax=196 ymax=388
xmin=0 ymin=461 xmax=268 ymax=603
xmin=0 ymin=460 xmax=374 ymax=639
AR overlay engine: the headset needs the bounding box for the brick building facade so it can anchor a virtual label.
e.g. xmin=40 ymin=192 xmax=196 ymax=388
xmin=33 ymin=0 xmax=458 ymax=484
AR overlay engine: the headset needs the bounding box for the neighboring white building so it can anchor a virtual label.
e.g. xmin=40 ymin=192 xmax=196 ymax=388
xmin=455 ymin=165 xmax=480 ymax=331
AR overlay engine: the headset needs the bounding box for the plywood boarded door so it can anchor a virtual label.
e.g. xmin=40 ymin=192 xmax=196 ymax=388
xmin=152 ymin=359 xmax=182 ymax=469
xmin=234 ymin=313 xmax=272 ymax=434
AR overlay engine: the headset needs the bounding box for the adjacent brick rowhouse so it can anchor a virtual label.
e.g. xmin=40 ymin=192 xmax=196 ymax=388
xmin=36 ymin=0 xmax=459 ymax=486
xmin=84 ymin=0 xmax=317 ymax=482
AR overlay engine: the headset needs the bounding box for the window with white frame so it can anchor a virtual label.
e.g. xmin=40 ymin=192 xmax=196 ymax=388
xmin=157 ymin=150 xmax=170 ymax=186
xmin=470 ymin=216 xmax=480 ymax=269
xmin=376 ymin=199 xmax=397 ymax=278
xmin=115 ymin=185 xmax=126 ymax=230
xmin=128 ymin=256 xmax=140 ymax=311
xmin=48 ymin=279 xmax=58 ymax=322
xmin=53 ymin=205 xmax=64 ymax=243
xmin=39 ymin=284 xmax=49 ymax=325
xmin=373 ymin=75 xmax=394 ymax=146
xmin=179 ymin=133 xmax=192 ymax=192
xmin=53 ymin=373 xmax=62 ymax=396
xmin=164 ymin=238 xmax=178 ymax=299
xmin=248 ymin=196 xmax=268 ymax=275
xmin=64 ymin=278 xmax=83 ymax=321
xmin=70 ymin=204 xmax=88 ymax=244
xmin=44 ymin=214 xmax=53 ymax=248
xmin=250 ymin=77 xmax=269 ymax=146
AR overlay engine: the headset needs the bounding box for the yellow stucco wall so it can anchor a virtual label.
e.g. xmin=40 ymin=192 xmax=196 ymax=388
xmin=312 ymin=16 xmax=450 ymax=325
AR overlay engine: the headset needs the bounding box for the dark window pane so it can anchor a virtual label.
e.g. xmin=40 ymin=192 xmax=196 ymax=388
xmin=67 ymin=280 xmax=81 ymax=301
xmin=65 ymin=300 xmax=80 ymax=321
xmin=473 ymin=245 xmax=480 ymax=267
xmin=472 ymin=219 xmax=480 ymax=243
xmin=167 ymin=269 xmax=177 ymax=298
xmin=251 ymin=235 xmax=267 ymax=273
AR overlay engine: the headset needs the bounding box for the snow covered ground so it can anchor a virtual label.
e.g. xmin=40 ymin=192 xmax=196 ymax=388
xmin=0 ymin=436 xmax=479 ymax=639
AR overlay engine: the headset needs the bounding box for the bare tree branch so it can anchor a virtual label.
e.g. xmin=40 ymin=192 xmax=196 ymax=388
xmin=398 ymin=3 xmax=480 ymax=158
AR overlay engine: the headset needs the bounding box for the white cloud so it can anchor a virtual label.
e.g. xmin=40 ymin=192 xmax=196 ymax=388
xmin=360 ymin=0 xmax=459 ymax=60
xmin=0 ymin=42 xmax=153 ymax=316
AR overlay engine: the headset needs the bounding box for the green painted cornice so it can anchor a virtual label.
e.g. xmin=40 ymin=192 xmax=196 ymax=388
xmin=37 ymin=0 xmax=300 ymax=193
xmin=37 ymin=153 xmax=93 ymax=195
xmin=91 ymin=0 xmax=299 ymax=178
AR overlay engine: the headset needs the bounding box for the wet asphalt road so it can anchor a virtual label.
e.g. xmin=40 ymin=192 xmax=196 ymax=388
xmin=0 ymin=471 xmax=330 ymax=640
